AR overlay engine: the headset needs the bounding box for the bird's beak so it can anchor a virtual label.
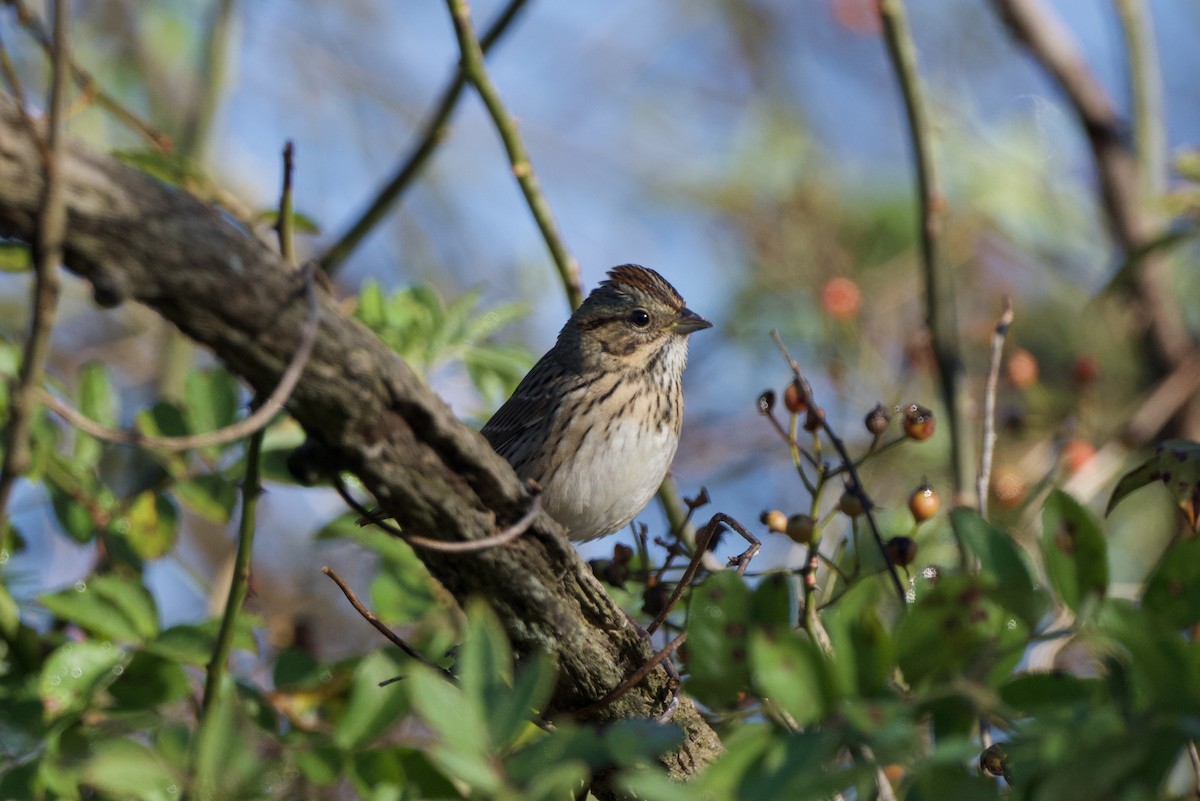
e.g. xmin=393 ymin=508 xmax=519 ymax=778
xmin=671 ymin=308 xmax=713 ymax=335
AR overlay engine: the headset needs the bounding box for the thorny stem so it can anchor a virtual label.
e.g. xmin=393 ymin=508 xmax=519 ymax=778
xmin=319 ymin=0 xmax=530 ymax=275
xmin=879 ymin=0 xmax=974 ymax=509
xmin=0 ymin=0 xmax=67 ymax=541
xmin=442 ymin=0 xmax=583 ymax=309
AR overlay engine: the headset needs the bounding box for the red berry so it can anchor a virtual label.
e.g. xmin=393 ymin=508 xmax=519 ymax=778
xmin=1071 ymin=353 xmax=1101 ymax=386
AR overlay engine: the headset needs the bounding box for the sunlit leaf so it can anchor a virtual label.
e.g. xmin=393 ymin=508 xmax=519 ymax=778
xmin=83 ymin=737 xmax=181 ymax=801
xmin=39 ymin=574 xmax=158 ymax=643
xmin=0 ymin=242 xmax=30 ymax=273
xmin=119 ymin=491 xmax=179 ymax=560
xmin=333 ymin=649 xmax=409 ymax=750
xmin=39 ymin=640 xmax=126 ymax=718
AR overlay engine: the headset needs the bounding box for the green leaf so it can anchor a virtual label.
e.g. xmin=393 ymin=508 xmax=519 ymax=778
xmin=409 ymin=666 xmax=502 ymax=793
xmin=48 ymin=483 xmax=98 ymax=544
xmin=0 ymin=242 xmax=30 ymax=273
xmin=118 ymin=491 xmax=179 ymax=560
xmin=294 ymin=745 xmax=344 ymax=786
xmin=684 ymin=571 xmax=752 ymax=709
xmin=1041 ymin=490 xmax=1109 ymax=612
xmin=750 ymin=570 xmax=794 ymax=628
xmin=458 ymin=599 xmax=513 ymax=707
xmin=83 ymin=737 xmax=181 ymax=801
xmin=1142 ymin=536 xmax=1200 ymax=628
xmin=184 ymin=369 xmax=241 ymax=443
xmin=1000 ymin=671 xmax=1099 ymax=715
xmin=107 ymin=651 xmax=190 ymax=709
xmin=39 ymin=640 xmax=126 ymax=718
xmin=39 ymin=574 xmax=159 ymax=643
xmin=114 ymin=148 xmax=204 ymax=187
xmin=895 ymin=575 xmax=1023 ymax=687
xmin=490 ymin=652 xmax=556 ymax=750
xmin=174 ymin=474 xmax=238 ymax=522
xmin=147 ymin=618 xmax=258 ymax=666
xmin=333 ymin=649 xmax=409 ymax=750
xmin=254 ymin=208 xmax=322 ymax=234
xmin=1107 ymin=439 xmax=1200 ymax=531
xmin=73 ymin=362 xmax=117 ymax=467
xmin=748 ymin=628 xmax=830 ymax=725
xmin=0 ymin=581 xmax=20 ymax=639
xmin=953 ymin=508 xmax=1046 ymax=625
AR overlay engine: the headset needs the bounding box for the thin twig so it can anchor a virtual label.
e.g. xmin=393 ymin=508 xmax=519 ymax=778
xmin=1113 ymin=0 xmax=1164 ymax=197
xmin=977 ymin=297 xmax=1013 ymax=518
xmin=0 ymin=0 xmax=68 ymax=534
xmin=570 ymin=631 xmax=686 ymax=718
xmin=8 ymin=0 xmax=171 ymax=150
xmin=879 ymin=0 xmax=973 ymax=507
xmin=771 ymin=331 xmax=907 ymax=608
xmin=337 ymin=474 xmax=541 ymax=553
xmin=442 ymin=0 xmax=583 ymax=309
xmin=178 ymin=0 xmax=234 ymax=161
xmin=319 ymin=0 xmax=530 ymax=275
xmin=322 ymin=567 xmax=454 ymax=680
xmin=38 ymin=264 xmax=320 ymax=451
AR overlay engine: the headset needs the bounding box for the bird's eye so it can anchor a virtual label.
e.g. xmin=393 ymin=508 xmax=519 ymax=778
xmin=628 ymin=309 xmax=651 ymax=328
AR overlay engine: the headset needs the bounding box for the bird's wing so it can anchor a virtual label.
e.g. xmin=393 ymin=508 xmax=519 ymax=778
xmin=480 ymin=352 xmax=567 ymax=463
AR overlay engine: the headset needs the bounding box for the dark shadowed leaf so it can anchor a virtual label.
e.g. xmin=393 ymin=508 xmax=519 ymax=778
xmin=1107 ymin=439 xmax=1200 ymax=531
xmin=1041 ymin=490 xmax=1108 ymax=613
xmin=684 ymin=570 xmax=752 ymax=709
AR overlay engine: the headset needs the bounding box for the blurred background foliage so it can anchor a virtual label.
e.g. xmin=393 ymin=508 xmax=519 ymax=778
xmin=1 ymin=0 xmax=1199 ymax=798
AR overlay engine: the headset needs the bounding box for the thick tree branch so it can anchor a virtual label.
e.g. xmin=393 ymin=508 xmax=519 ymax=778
xmin=0 ymin=96 xmax=721 ymax=781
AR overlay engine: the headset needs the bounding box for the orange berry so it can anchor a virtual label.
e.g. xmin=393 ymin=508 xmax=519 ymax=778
xmin=901 ymin=403 xmax=936 ymax=441
xmin=820 ymin=277 xmax=862 ymax=320
xmin=784 ymin=514 xmax=816 ymax=545
xmin=885 ymin=536 xmax=918 ymax=566
xmin=1061 ymin=439 xmax=1096 ymax=474
xmin=783 ymin=379 xmax=809 ymax=414
xmin=908 ymin=483 xmax=940 ymax=522
xmin=992 ymin=468 xmax=1025 ymax=509
xmin=1006 ymin=347 xmax=1039 ymax=389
